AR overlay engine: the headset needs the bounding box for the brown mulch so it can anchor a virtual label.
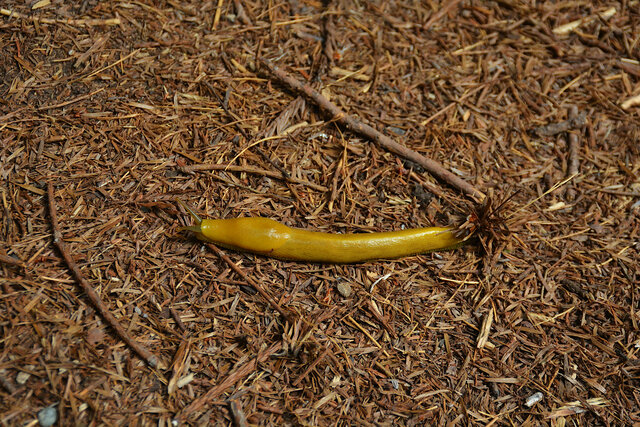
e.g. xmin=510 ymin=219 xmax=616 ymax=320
xmin=1 ymin=0 xmax=639 ymax=425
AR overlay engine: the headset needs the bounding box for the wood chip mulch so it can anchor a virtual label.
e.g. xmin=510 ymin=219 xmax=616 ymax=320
xmin=1 ymin=0 xmax=639 ymax=425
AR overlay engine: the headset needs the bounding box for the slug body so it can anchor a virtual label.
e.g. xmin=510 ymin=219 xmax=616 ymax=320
xmin=185 ymin=215 xmax=464 ymax=263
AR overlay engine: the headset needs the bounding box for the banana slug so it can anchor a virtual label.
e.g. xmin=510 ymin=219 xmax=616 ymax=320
xmin=180 ymin=203 xmax=466 ymax=263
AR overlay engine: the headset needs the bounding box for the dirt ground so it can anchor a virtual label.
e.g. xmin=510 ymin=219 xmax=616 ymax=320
xmin=1 ymin=0 xmax=639 ymax=425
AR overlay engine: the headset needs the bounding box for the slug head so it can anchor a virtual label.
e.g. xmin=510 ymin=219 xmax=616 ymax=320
xmin=178 ymin=200 xmax=207 ymax=240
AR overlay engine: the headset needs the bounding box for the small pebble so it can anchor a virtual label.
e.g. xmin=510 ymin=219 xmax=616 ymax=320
xmin=16 ymin=371 xmax=31 ymax=384
xmin=525 ymin=391 xmax=543 ymax=407
xmin=38 ymin=405 xmax=58 ymax=427
xmin=336 ymin=282 xmax=352 ymax=298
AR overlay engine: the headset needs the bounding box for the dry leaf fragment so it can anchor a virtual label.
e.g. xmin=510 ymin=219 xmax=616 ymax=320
xmin=86 ymin=327 xmax=106 ymax=345
xmin=32 ymin=0 xmax=51 ymax=10
xmin=477 ymin=307 xmax=494 ymax=349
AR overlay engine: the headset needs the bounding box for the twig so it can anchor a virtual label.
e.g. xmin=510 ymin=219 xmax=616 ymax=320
xmin=204 ymin=243 xmax=295 ymax=324
xmin=292 ymin=347 xmax=331 ymax=387
xmin=0 ymin=371 xmax=17 ymax=394
xmin=1 ymin=8 xmax=120 ymax=26
xmin=233 ymin=0 xmax=252 ymax=25
xmin=47 ymin=183 xmax=162 ymax=369
xmin=423 ymin=0 xmax=463 ymax=30
xmin=328 ymin=154 xmax=343 ymax=212
xmin=204 ymin=82 xmax=313 ymax=209
xmin=345 ymin=315 xmax=389 ymax=357
xmin=229 ymin=399 xmax=249 ymax=427
xmin=170 ymin=307 xmax=187 ymax=333
xmin=259 ymin=57 xmax=485 ymax=201
xmin=0 ymin=253 xmax=23 ymax=267
xmin=506 ymin=173 xmax=578 ymax=219
xmin=534 ymin=110 xmax=587 ymax=136
xmin=319 ymin=1 xmax=337 ymax=76
xmin=177 ymin=341 xmax=282 ymax=420
xmin=205 ymin=82 xmax=303 ymax=212
xmin=37 ymin=88 xmax=105 ymax=111
xmin=566 ymin=106 xmax=581 ymax=200
xmin=202 ymin=82 xmax=291 ymax=179
xmin=594 ymin=189 xmax=640 ymax=197
xmin=367 ymin=300 xmax=397 ymax=338
xmin=212 ymin=0 xmax=224 ymax=30
xmin=552 ymin=6 xmax=616 ymax=35
xmin=180 ymin=163 xmax=327 ymax=192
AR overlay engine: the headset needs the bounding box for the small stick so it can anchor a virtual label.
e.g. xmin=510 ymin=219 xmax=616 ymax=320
xmin=319 ymin=1 xmax=337 ymax=76
xmin=567 ymin=107 xmax=581 ymax=176
xmin=534 ymin=110 xmax=587 ymax=136
xmin=566 ymin=106 xmax=582 ymax=200
xmin=229 ymin=399 xmax=249 ymax=427
xmin=260 ymin=58 xmax=485 ymax=201
xmin=180 ymin=163 xmax=328 ymax=192
xmin=170 ymin=307 xmax=187 ymax=333
xmin=0 ymin=253 xmax=23 ymax=267
xmin=423 ymin=0 xmax=463 ymax=30
xmin=205 ymin=243 xmax=295 ymax=324
xmin=367 ymin=300 xmax=397 ymax=338
xmin=233 ymin=0 xmax=252 ymax=25
xmin=328 ymin=154 xmax=343 ymax=212
xmin=203 ymin=82 xmax=291 ymax=180
xmin=1 ymin=8 xmax=120 ymax=26
xmin=47 ymin=183 xmax=161 ymax=368
xmin=0 ymin=371 xmax=17 ymax=394
xmin=176 ymin=342 xmax=282 ymax=420
xmin=212 ymin=0 xmax=223 ymax=30
xmin=292 ymin=346 xmax=331 ymax=387
xmin=205 ymin=83 xmax=312 ymax=210
xmin=595 ymin=189 xmax=640 ymax=197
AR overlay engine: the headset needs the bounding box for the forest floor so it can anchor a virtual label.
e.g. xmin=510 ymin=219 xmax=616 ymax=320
xmin=1 ymin=0 xmax=639 ymax=425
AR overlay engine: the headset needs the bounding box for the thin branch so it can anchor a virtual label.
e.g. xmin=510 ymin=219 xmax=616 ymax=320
xmin=533 ymin=110 xmax=587 ymax=136
xmin=0 ymin=253 xmax=23 ymax=267
xmin=229 ymin=399 xmax=249 ymax=427
xmin=1 ymin=8 xmax=121 ymax=26
xmin=292 ymin=346 xmax=331 ymax=387
xmin=423 ymin=0 xmax=463 ymax=30
xmin=566 ymin=106 xmax=581 ymax=200
xmin=177 ymin=341 xmax=282 ymax=420
xmin=204 ymin=243 xmax=295 ymax=324
xmin=180 ymin=163 xmax=328 ymax=192
xmin=47 ymin=183 xmax=162 ymax=369
xmin=565 ymin=120 xmax=582 ymax=161
xmin=0 ymin=371 xmax=17 ymax=394
xmin=202 ymin=82 xmax=291 ymax=179
xmin=233 ymin=0 xmax=252 ymax=25
xmin=170 ymin=307 xmax=188 ymax=333
xmin=259 ymin=57 xmax=485 ymax=201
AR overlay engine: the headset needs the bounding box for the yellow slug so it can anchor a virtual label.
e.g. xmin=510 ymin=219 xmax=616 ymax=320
xmin=179 ymin=203 xmax=466 ymax=263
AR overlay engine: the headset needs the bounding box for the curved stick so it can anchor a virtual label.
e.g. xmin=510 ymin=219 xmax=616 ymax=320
xmin=259 ymin=57 xmax=485 ymax=201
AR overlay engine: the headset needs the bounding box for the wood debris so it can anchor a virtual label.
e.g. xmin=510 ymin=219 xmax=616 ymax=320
xmin=0 ymin=0 xmax=637 ymax=424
